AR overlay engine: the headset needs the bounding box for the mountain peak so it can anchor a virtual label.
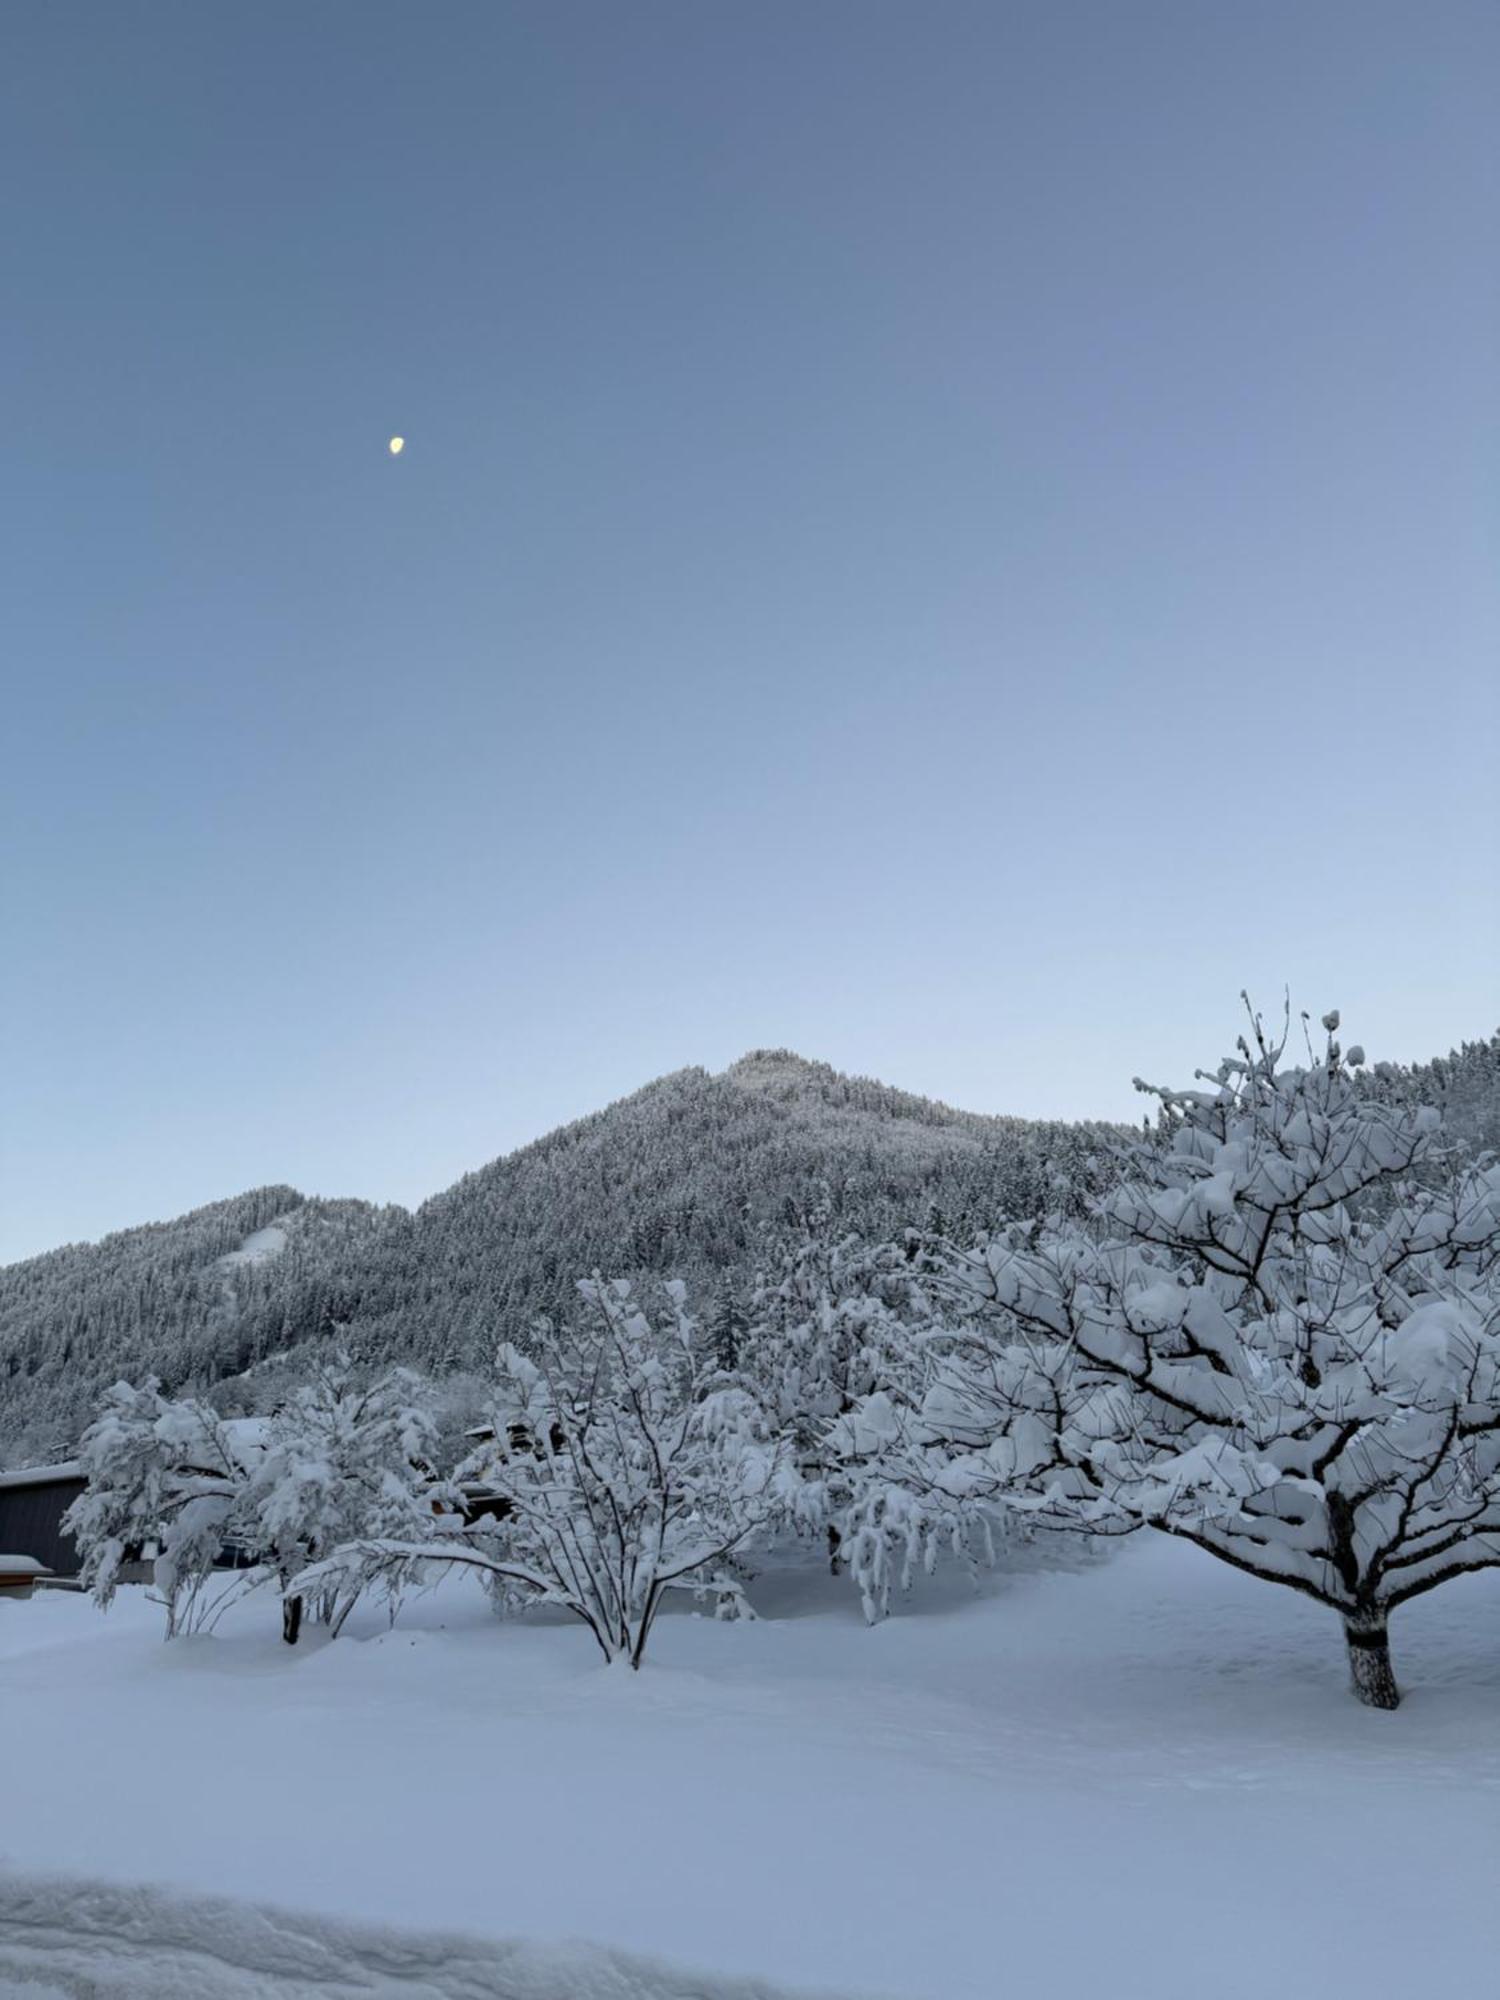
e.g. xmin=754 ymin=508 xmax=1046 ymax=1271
xmin=722 ymin=1049 xmax=831 ymax=1085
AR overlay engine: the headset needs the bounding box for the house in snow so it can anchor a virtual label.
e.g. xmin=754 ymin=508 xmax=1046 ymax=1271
xmin=0 ymin=1461 xmax=87 ymax=1580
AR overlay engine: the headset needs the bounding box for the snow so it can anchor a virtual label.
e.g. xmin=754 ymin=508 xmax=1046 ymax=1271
xmin=0 ymin=1558 xmax=47 ymax=1579
xmin=1385 ymin=1298 xmax=1467 ymax=1394
xmin=218 ymin=1226 xmax=288 ymax=1269
xmin=219 ymin=1415 xmax=271 ymax=1466
xmin=0 ymin=1874 xmax=863 ymax=1999
xmin=0 ymin=1466 xmax=80 ymax=1492
xmin=3 ymin=1535 xmax=1499 ymax=1998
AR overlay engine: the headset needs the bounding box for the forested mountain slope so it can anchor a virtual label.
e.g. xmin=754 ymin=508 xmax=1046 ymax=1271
xmin=330 ymin=1050 xmax=1124 ymax=1361
xmin=1361 ymin=1031 xmax=1500 ymax=1158
xmin=0 ymin=1191 xmax=392 ymax=1465
xmin=3 ymin=1035 xmax=1495 ymax=1466
xmin=0 ymin=1052 xmax=1117 ymax=1463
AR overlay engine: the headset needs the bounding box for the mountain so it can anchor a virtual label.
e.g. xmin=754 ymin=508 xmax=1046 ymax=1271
xmin=0 ymin=1052 xmax=1122 ymax=1465
xmin=1362 ymin=1031 xmax=1500 ymax=1158
xmin=0 ymin=1189 xmax=393 ymax=1466
xmin=3 ymin=1035 xmax=1495 ymax=1467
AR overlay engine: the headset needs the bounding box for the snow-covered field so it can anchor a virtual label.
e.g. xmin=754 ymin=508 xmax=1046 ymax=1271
xmin=3 ymin=1536 xmax=1499 ymax=1999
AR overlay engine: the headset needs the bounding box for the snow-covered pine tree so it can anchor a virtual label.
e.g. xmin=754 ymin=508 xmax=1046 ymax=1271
xmin=862 ymin=1006 xmax=1500 ymax=1707
xmin=708 ymin=1280 xmax=748 ymax=1372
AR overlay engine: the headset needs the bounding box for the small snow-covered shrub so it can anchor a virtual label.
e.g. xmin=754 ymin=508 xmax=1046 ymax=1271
xmin=67 ymin=1362 xmax=443 ymax=1643
xmin=729 ymin=1216 xmax=1006 ymax=1621
xmin=65 ymin=1381 xmax=263 ymax=1637
xmin=828 ymin=1392 xmax=1004 ymax=1624
xmin=737 ymin=1219 xmax=932 ymax=1579
xmin=255 ymin=1356 xmax=443 ymax=1640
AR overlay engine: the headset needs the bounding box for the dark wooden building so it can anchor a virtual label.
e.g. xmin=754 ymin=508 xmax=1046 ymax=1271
xmin=0 ymin=1462 xmax=86 ymax=1578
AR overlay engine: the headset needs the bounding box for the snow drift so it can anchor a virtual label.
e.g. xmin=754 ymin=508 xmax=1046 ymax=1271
xmin=0 ymin=1872 xmax=876 ymax=2000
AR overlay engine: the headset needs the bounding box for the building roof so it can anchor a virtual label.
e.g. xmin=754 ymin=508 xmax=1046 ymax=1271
xmin=0 ymin=1462 xmax=83 ymax=1492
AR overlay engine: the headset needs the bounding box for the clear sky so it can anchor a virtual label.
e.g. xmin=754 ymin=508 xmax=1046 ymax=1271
xmin=3 ymin=1 xmax=1496 ymax=1262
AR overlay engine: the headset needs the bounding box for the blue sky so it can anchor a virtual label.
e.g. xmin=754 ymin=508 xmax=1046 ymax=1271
xmin=3 ymin=2 xmax=1496 ymax=1261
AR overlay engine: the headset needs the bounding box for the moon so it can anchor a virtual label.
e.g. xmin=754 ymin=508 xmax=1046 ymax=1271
xmin=388 ymin=436 xmax=405 ymax=456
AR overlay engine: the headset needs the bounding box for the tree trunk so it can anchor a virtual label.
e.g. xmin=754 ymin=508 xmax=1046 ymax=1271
xmin=1344 ymin=1608 xmax=1399 ymax=1709
xmin=827 ymin=1524 xmax=843 ymax=1578
xmin=282 ymin=1593 xmax=303 ymax=1647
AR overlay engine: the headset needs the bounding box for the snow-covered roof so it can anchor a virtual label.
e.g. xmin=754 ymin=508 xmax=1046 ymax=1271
xmin=0 ymin=1461 xmax=83 ymax=1492
xmin=0 ymin=1554 xmax=51 ymax=1576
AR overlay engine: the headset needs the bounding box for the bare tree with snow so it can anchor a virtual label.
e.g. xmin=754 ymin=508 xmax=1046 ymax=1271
xmin=848 ymin=1007 xmax=1500 ymax=1707
xmin=301 ymin=1279 xmax=787 ymax=1667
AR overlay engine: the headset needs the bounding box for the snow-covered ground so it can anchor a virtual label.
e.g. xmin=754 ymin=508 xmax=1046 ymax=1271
xmin=3 ymin=1535 xmax=1499 ymax=1999
xmin=0 ymin=1874 xmax=859 ymax=2000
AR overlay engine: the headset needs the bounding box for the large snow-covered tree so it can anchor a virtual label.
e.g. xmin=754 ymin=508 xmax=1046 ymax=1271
xmin=301 ymin=1279 xmax=788 ymax=1667
xmin=854 ymin=1009 xmax=1500 ymax=1707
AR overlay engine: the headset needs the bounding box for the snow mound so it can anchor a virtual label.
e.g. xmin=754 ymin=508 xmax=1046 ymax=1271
xmin=0 ymin=1872 xmax=876 ymax=2000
